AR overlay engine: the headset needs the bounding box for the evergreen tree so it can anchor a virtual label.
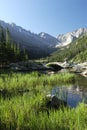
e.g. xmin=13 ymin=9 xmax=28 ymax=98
xmin=6 ymin=28 xmax=11 ymax=47
xmin=0 ymin=25 xmax=5 ymax=43
xmin=0 ymin=26 xmax=29 ymax=67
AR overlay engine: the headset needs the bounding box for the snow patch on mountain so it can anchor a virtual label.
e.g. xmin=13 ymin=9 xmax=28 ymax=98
xmin=0 ymin=19 xmax=87 ymax=49
xmin=38 ymin=32 xmax=59 ymax=47
xmin=56 ymin=28 xmax=87 ymax=47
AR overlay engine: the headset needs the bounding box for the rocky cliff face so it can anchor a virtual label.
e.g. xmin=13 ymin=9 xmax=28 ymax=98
xmin=56 ymin=28 xmax=87 ymax=47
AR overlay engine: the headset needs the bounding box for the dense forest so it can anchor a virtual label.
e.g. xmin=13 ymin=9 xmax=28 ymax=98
xmin=47 ymin=33 xmax=87 ymax=63
xmin=0 ymin=25 xmax=28 ymax=67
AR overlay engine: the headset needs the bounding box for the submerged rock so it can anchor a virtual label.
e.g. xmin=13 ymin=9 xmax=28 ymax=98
xmin=46 ymin=95 xmax=67 ymax=109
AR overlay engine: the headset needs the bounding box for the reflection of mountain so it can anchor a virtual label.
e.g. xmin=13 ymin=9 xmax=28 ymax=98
xmin=52 ymin=84 xmax=87 ymax=108
xmin=66 ymin=85 xmax=83 ymax=107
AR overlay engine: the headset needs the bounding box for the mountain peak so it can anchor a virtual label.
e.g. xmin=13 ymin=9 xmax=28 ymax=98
xmin=56 ymin=27 xmax=87 ymax=47
xmin=38 ymin=32 xmax=59 ymax=46
xmin=38 ymin=32 xmax=47 ymax=38
xmin=10 ymin=22 xmax=16 ymax=27
xmin=0 ymin=19 xmax=87 ymax=49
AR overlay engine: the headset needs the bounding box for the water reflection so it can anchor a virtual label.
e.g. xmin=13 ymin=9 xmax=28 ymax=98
xmin=51 ymin=84 xmax=87 ymax=108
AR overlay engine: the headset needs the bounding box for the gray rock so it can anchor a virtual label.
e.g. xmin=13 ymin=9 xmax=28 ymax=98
xmin=46 ymin=95 xmax=67 ymax=109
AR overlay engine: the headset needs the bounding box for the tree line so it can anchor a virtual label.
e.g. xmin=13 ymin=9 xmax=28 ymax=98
xmin=0 ymin=25 xmax=29 ymax=67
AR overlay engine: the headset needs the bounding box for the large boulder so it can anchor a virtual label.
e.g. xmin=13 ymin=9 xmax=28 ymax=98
xmin=81 ymin=70 xmax=87 ymax=77
xmin=46 ymin=62 xmax=63 ymax=71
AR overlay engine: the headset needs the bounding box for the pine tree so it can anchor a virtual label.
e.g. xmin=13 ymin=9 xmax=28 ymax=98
xmin=0 ymin=25 xmax=5 ymax=43
xmin=24 ymin=49 xmax=29 ymax=61
xmin=6 ymin=28 xmax=11 ymax=47
xmin=0 ymin=26 xmax=29 ymax=67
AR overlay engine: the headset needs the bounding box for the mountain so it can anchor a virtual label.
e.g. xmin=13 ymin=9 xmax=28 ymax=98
xmin=0 ymin=20 xmax=57 ymax=59
xmin=56 ymin=28 xmax=87 ymax=47
xmin=38 ymin=32 xmax=59 ymax=47
xmin=0 ymin=19 xmax=87 ymax=60
xmin=39 ymin=28 xmax=87 ymax=51
xmin=47 ymin=33 xmax=87 ymax=63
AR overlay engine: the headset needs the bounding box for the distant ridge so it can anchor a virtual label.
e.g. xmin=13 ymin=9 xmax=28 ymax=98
xmin=0 ymin=19 xmax=87 ymax=59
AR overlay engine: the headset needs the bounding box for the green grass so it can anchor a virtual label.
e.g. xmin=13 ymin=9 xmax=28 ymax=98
xmin=0 ymin=72 xmax=75 ymax=92
xmin=0 ymin=96 xmax=87 ymax=130
xmin=0 ymin=71 xmax=87 ymax=130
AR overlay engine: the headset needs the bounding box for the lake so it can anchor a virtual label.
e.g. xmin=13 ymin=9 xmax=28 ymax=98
xmin=51 ymin=74 xmax=87 ymax=108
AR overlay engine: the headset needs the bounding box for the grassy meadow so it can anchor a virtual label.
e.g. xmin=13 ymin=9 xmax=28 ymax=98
xmin=0 ymin=71 xmax=87 ymax=130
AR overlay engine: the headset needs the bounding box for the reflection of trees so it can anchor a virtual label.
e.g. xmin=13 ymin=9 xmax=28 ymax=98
xmin=52 ymin=87 xmax=68 ymax=102
xmin=82 ymin=88 xmax=87 ymax=103
xmin=56 ymin=75 xmax=87 ymax=105
xmin=75 ymin=79 xmax=87 ymax=103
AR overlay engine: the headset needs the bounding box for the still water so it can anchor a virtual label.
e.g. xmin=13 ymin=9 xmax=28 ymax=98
xmin=51 ymin=75 xmax=87 ymax=108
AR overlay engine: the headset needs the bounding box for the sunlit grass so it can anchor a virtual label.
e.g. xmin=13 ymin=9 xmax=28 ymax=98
xmin=0 ymin=95 xmax=87 ymax=130
xmin=0 ymin=71 xmax=86 ymax=130
xmin=0 ymin=72 xmax=75 ymax=92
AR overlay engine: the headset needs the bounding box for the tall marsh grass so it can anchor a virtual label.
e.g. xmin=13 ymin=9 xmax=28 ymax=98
xmin=0 ymin=95 xmax=87 ymax=130
xmin=0 ymin=71 xmax=86 ymax=130
xmin=0 ymin=72 xmax=75 ymax=92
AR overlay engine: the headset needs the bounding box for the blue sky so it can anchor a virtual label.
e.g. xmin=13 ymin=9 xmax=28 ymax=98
xmin=0 ymin=0 xmax=87 ymax=36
